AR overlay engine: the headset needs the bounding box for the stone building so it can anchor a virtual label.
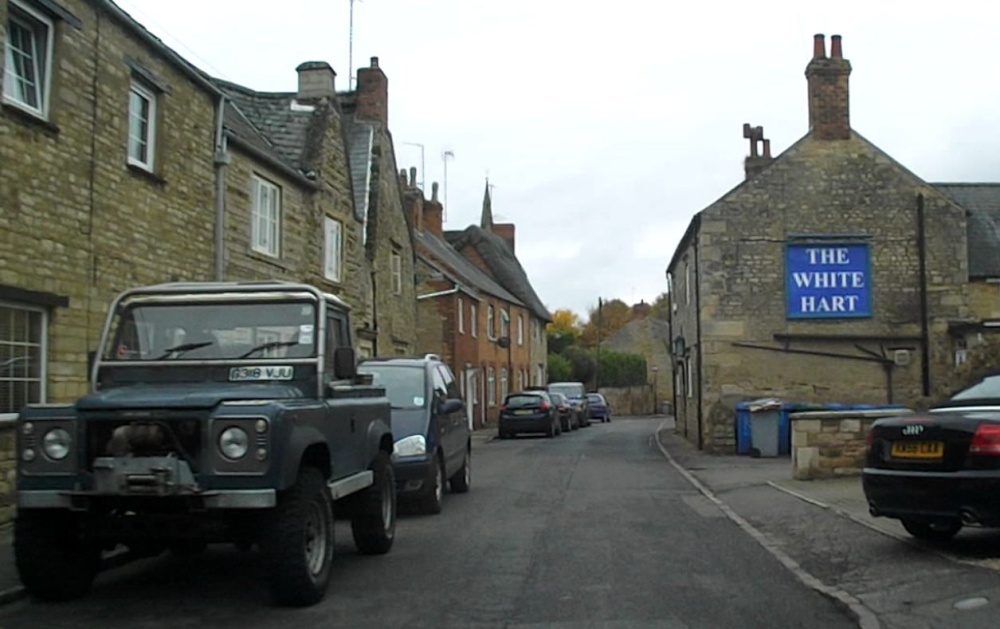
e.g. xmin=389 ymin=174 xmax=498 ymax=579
xmin=600 ymin=303 xmax=674 ymax=410
xmin=445 ymin=184 xmax=552 ymax=387
xmin=665 ymin=34 xmax=981 ymax=452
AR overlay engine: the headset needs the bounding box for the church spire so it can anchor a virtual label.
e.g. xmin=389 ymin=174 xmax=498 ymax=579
xmin=480 ymin=177 xmax=494 ymax=230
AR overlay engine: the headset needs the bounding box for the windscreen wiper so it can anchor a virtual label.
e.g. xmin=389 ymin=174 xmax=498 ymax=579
xmin=155 ymin=341 xmax=214 ymax=360
xmin=238 ymin=340 xmax=299 ymax=359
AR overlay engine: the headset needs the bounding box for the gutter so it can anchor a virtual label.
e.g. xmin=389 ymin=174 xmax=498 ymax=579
xmin=213 ymin=95 xmax=230 ymax=281
xmin=417 ymin=287 xmax=460 ymax=301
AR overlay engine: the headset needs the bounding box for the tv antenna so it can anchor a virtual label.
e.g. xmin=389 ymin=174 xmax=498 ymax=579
xmin=442 ymin=149 xmax=455 ymax=221
xmin=349 ymin=0 xmax=363 ymax=89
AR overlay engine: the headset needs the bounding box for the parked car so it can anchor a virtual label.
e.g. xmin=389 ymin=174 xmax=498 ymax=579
xmin=358 ymin=354 xmax=471 ymax=515
xmin=499 ymin=391 xmax=561 ymax=439
xmin=586 ymin=393 xmax=612 ymax=423
xmin=547 ymin=382 xmax=591 ymax=427
xmin=864 ymin=373 xmax=1000 ymax=540
xmin=549 ymin=392 xmax=579 ymax=432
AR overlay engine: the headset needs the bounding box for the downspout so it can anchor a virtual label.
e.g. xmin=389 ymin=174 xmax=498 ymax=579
xmin=694 ymin=220 xmax=704 ymax=450
xmin=371 ymin=269 xmax=379 ymax=357
xmin=416 ymin=287 xmax=460 ymax=300
xmin=917 ymin=193 xmax=931 ymax=396
xmin=213 ymin=94 xmax=229 ymax=281
xmin=666 ymin=269 xmax=679 ymax=431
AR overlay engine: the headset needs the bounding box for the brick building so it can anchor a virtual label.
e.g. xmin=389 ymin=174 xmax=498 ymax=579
xmin=405 ymin=176 xmax=533 ymax=428
xmin=665 ymin=35 xmax=991 ymax=452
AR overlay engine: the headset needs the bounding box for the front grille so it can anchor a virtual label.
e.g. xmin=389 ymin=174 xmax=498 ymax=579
xmin=85 ymin=414 xmax=204 ymax=472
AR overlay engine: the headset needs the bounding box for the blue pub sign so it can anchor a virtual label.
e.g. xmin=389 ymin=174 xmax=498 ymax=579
xmin=785 ymin=243 xmax=872 ymax=319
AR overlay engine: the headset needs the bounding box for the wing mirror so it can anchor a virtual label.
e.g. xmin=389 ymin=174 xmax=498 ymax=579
xmin=441 ymin=398 xmax=464 ymax=414
xmin=333 ymin=346 xmax=357 ymax=380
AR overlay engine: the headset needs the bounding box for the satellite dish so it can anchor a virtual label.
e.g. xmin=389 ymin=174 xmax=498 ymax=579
xmin=497 ymin=337 xmax=511 ymax=348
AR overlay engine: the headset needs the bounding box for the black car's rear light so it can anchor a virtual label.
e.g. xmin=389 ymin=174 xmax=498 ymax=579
xmin=539 ymin=402 xmax=550 ymax=411
xmin=970 ymin=424 xmax=1000 ymax=455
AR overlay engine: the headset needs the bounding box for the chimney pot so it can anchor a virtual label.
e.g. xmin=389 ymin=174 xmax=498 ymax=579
xmin=370 ymin=56 xmax=379 ymax=68
xmin=431 ymin=182 xmax=439 ymax=203
xmin=830 ymin=35 xmax=843 ymax=59
xmin=763 ymin=139 xmax=771 ymax=158
xmin=813 ymin=34 xmax=826 ymax=59
xmin=409 ymin=167 xmax=417 ymax=187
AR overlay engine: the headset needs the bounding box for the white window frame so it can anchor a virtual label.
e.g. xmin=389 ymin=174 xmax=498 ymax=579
xmin=391 ymin=251 xmax=402 ymax=295
xmin=127 ymin=80 xmax=157 ymax=171
xmin=323 ymin=216 xmax=342 ymax=282
xmin=487 ymin=305 xmax=495 ymax=340
xmin=500 ymin=367 xmax=508 ymax=400
xmin=0 ymin=301 xmax=48 ymax=420
xmin=252 ymin=175 xmax=282 ymax=258
xmin=500 ymin=308 xmax=510 ymax=339
xmin=487 ymin=367 xmax=495 ymax=406
xmin=517 ymin=315 xmax=524 ymax=346
xmin=3 ymin=1 xmax=54 ymax=119
xmin=470 ymin=304 xmax=478 ymax=338
xmin=457 ymin=297 xmax=464 ymax=334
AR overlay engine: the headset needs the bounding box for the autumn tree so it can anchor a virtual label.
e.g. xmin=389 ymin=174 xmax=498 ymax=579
xmin=649 ymin=292 xmax=670 ymax=320
xmin=579 ymin=298 xmax=632 ymax=348
xmin=546 ymin=308 xmax=582 ymax=354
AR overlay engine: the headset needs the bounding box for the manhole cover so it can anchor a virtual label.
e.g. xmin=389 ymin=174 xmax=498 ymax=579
xmin=954 ymin=597 xmax=989 ymax=611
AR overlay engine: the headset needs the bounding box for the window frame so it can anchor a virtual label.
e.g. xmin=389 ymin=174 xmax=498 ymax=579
xmin=487 ymin=305 xmax=495 ymax=340
xmin=487 ymin=367 xmax=495 ymax=406
xmin=457 ymin=297 xmax=464 ymax=334
xmin=0 ymin=301 xmax=48 ymax=420
xmin=2 ymin=1 xmax=54 ymax=119
xmin=390 ymin=251 xmax=402 ymax=295
xmin=251 ymin=175 xmax=282 ymax=258
xmin=324 ymin=216 xmax=343 ymax=282
xmin=470 ymin=304 xmax=478 ymax=338
xmin=517 ymin=314 xmax=524 ymax=346
xmin=500 ymin=307 xmax=510 ymax=339
xmin=500 ymin=367 xmax=508 ymax=400
xmin=126 ymin=79 xmax=157 ymax=171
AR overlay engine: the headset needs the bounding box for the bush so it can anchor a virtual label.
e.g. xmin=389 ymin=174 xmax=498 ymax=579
xmin=562 ymin=346 xmax=597 ymax=384
xmin=595 ymin=350 xmax=648 ymax=387
xmin=547 ymin=353 xmax=572 ymax=383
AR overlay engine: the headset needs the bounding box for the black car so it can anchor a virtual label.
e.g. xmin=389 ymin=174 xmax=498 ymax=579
xmin=358 ymin=354 xmax=471 ymax=515
xmin=498 ymin=391 xmax=561 ymax=439
xmin=864 ymin=374 xmax=1000 ymax=540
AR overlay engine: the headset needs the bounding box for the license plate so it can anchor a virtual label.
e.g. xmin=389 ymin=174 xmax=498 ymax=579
xmin=229 ymin=365 xmax=294 ymax=382
xmin=890 ymin=441 xmax=944 ymax=459
xmin=514 ymin=409 xmax=533 ymax=416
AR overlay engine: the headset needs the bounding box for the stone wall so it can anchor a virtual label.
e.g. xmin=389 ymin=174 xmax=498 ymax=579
xmin=790 ymin=408 xmax=913 ymax=480
xmin=598 ymin=386 xmax=654 ymax=417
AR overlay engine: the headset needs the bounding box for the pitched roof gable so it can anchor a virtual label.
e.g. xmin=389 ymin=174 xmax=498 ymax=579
xmin=446 ymin=226 xmax=552 ymax=321
xmin=934 ymin=183 xmax=1000 ymax=279
xmin=343 ymin=118 xmax=375 ymax=223
xmin=414 ymin=231 xmax=523 ymax=306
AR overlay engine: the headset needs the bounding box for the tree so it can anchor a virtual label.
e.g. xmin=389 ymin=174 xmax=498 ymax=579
xmin=562 ymin=346 xmax=597 ymax=385
xmin=579 ymin=298 xmax=632 ymax=348
xmin=649 ymin=292 xmax=670 ymax=320
xmin=547 ymin=308 xmax=582 ymax=354
xmin=547 ymin=353 xmax=572 ymax=383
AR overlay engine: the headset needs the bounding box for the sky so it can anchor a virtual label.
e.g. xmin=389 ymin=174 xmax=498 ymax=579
xmin=112 ymin=0 xmax=1000 ymax=320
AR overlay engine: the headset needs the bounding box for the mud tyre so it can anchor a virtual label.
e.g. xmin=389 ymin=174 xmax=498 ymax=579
xmin=351 ymin=451 xmax=397 ymax=554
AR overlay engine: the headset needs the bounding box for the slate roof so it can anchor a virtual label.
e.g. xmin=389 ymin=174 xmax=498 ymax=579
xmin=934 ymin=184 xmax=1000 ymax=279
xmin=343 ymin=118 xmax=375 ymax=222
xmin=416 ymin=254 xmax=480 ymax=299
xmin=414 ymin=231 xmax=523 ymax=305
xmin=445 ymin=226 xmax=552 ymax=322
xmin=213 ymin=79 xmax=314 ymax=172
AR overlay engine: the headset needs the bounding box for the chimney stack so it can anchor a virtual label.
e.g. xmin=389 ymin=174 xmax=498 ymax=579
xmin=805 ymin=34 xmax=852 ymax=140
xmin=742 ymin=123 xmax=774 ymax=181
xmin=422 ymin=181 xmax=444 ymax=237
xmin=356 ymin=56 xmax=388 ymax=125
xmin=296 ymin=61 xmax=337 ymax=101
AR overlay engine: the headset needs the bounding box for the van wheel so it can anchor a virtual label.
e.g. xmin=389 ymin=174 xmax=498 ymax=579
xmin=262 ymin=467 xmax=334 ymax=607
xmin=901 ymin=519 xmax=962 ymax=541
xmin=14 ymin=511 xmax=100 ymax=602
xmin=419 ymin=455 xmax=445 ymax=515
xmin=449 ymin=448 xmax=471 ymax=493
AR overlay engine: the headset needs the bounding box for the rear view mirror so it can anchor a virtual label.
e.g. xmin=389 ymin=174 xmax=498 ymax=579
xmin=333 ymin=346 xmax=356 ymax=380
xmin=441 ymin=398 xmax=464 ymax=414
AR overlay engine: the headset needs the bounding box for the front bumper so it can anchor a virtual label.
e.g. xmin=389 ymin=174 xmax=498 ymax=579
xmin=863 ymin=468 xmax=1000 ymax=525
xmin=18 ymin=488 xmax=276 ymax=510
xmin=392 ymin=457 xmax=433 ymax=495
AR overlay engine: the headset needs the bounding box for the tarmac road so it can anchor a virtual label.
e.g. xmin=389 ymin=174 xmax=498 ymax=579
xmin=0 ymin=418 xmax=854 ymax=628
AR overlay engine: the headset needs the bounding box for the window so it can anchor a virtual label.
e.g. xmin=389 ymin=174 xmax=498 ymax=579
xmin=500 ymin=367 xmax=508 ymax=400
xmin=469 ymin=370 xmax=478 ymax=406
xmin=487 ymin=305 xmax=495 ymax=339
xmin=3 ymin=2 xmax=53 ymax=118
xmin=0 ymin=303 xmax=46 ymax=417
xmin=515 ymin=369 xmax=522 ymax=391
xmin=391 ymin=251 xmax=402 ymax=295
xmin=470 ymin=304 xmax=478 ymax=337
xmin=323 ymin=216 xmax=342 ymax=281
xmin=517 ymin=315 xmax=524 ymax=346
xmin=500 ymin=308 xmax=510 ymax=339
xmin=487 ymin=367 xmax=495 ymax=406
xmin=458 ymin=298 xmax=464 ymax=334
xmin=127 ymin=81 xmax=157 ymax=170
xmin=252 ymin=176 xmax=282 ymax=257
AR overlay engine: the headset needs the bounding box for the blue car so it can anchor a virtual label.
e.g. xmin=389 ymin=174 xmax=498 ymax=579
xmin=586 ymin=393 xmax=612 ymax=423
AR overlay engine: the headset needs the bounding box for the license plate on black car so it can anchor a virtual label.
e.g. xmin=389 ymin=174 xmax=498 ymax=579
xmin=890 ymin=441 xmax=944 ymax=459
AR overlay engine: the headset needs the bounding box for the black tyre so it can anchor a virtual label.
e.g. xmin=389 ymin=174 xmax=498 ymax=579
xmin=901 ymin=519 xmax=962 ymax=541
xmin=449 ymin=448 xmax=471 ymax=493
xmin=351 ymin=451 xmax=397 ymax=555
xmin=547 ymin=419 xmax=557 ymax=438
xmin=262 ymin=467 xmax=334 ymax=607
xmin=14 ymin=511 xmax=100 ymax=602
xmin=418 ymin=455 xmax=445 ymax=515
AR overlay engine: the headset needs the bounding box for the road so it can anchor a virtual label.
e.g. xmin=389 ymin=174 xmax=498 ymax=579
xmin=0 ymin=418 xmax=855 ymax=628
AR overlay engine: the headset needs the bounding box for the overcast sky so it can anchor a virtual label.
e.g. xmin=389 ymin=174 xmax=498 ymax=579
xmin=114 ymin=0 xmax=1000 ymax=319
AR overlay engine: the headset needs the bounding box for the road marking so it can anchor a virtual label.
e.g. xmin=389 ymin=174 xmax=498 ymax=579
xmin=681 ymin=493 xmax=726 ymax=518
xmin=653 ymin=420 xmax=881 ymax=629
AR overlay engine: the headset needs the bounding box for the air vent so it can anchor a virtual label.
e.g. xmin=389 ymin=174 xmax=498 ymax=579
xmin=893 ymin=349 xmax=911 ymax=367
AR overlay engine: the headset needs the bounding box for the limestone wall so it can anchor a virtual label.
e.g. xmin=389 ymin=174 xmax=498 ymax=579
xmin=790 ymin=408 xmax=913 ymax=480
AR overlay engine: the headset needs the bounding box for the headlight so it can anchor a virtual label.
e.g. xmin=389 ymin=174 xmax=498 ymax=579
xmin=42 ymin=428 xmax=72 ymax=461
xmin=219 ymin=426 xmax=250 ymax=460
xmin=393 ymin=435 xmax=426 ymax=458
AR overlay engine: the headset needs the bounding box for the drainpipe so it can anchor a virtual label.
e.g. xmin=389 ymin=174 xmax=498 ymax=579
xmin=694 ymin=220 xmax=703 ymax=450
xmin=417 ymin=287 xmax=460 ymax=300
xmin=917 ymin=193 xmax=931 ymax=396
xmin=213 ymin=94 xmax=230 ymax=281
